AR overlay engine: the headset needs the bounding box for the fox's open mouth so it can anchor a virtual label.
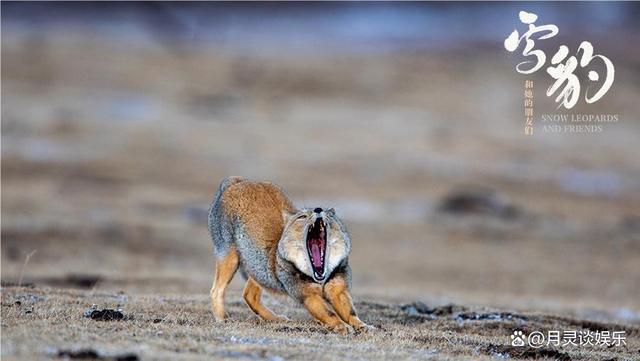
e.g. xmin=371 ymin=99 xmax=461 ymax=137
xmin=306 ymin=217 xmax=327 ymax=280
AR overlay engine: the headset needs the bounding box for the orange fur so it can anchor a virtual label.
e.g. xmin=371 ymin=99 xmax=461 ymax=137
xmin=221 ymin=181 xmax=295 ymax=248
xmin=210 ymin=247 xmax=239 ymax=321
xmin=300 ymin=283 xmax=351 ymax=334
xmin=324 ymin=275 xmax=368 ymax=330
xmin=243 ymin=277 xmax=288 ymax=321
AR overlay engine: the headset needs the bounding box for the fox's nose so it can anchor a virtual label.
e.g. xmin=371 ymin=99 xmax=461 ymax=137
xmin=313 ymin=207 xmax=323 ymax=214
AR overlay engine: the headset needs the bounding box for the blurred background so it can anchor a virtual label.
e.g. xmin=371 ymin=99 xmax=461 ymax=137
xmin=2 ymin=2 xmax=639 ymax=322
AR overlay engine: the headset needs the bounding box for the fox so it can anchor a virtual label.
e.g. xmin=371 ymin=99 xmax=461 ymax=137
xmin=207 ymin=176 xmax=372 ymax=333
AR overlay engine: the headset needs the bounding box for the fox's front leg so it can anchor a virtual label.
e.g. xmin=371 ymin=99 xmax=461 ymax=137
xmin=323 ymin=270 xmax=373 ymax=331
xmin=300 ymin=283 xmax=352 ymax=334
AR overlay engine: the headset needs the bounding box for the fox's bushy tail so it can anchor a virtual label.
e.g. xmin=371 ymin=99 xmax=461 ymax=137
xmin=208 ymin=176 xmax=244 ymax=257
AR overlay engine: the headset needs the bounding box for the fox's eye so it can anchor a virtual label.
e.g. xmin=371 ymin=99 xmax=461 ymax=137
xmin=296 ymin=214 xmax=308 ymax=220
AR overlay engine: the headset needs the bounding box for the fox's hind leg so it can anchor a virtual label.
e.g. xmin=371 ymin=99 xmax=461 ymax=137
xmin=243 ymin=277 xmax=289 ymax=322
xmin=210 ymin=247 xmax=239 ymax=322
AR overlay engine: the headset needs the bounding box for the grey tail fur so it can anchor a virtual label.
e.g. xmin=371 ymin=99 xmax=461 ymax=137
xmin=208 ymin=176 xmax=245 ymax=257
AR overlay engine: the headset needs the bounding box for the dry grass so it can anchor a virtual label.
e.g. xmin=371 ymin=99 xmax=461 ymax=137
xmin=2 ymin=287 xmax=638 ymax=360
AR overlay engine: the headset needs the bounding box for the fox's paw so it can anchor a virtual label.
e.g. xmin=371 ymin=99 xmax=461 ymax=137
xmin=329 ymin=322 xmax=354 ymax=335
xmin=354 ymin=323 xmax=376 ymax=333
xmin=264 ymin=314 xmax=290 ymax=322
xmin=274 ymin=315 xmax=291 ymax=322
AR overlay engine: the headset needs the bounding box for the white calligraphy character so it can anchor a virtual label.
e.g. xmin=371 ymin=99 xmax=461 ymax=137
xmin=504 ymin=11 xmax=559 ymax=74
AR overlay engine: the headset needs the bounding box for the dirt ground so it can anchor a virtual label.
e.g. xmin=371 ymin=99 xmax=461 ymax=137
xmin=2 ymin=3 xmax=640 ymax=360
xmin=1 ymin=286 xmax=639 ymax=361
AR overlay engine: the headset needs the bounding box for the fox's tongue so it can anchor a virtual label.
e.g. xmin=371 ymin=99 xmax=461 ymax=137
xmin=311 ymin=243 xmax=323 ymax=268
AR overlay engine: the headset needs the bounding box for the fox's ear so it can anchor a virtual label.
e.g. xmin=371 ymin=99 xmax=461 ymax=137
xmin=282 ymin=209 xmax=296 ymax=224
